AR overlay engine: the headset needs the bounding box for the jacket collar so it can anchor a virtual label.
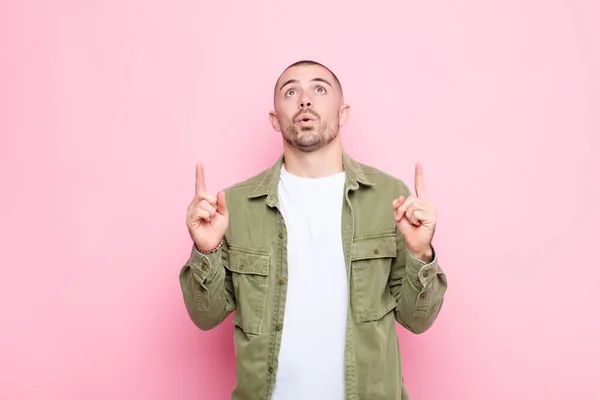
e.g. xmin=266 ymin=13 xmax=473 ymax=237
xmin=248 ymin=152 xmax=374 ymax=207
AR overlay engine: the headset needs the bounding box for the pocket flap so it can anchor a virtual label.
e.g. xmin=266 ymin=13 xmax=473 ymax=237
xmin=226 ymin=248 xmax=270 ymax=275
xmin=351 ymin=234 xmax=397 ymax=261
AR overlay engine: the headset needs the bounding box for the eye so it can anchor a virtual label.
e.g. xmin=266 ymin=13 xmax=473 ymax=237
xmin=315 ymin=86 xmax=327 ymax=94
xmin=285 ymin=89 xmax=297 ymax=97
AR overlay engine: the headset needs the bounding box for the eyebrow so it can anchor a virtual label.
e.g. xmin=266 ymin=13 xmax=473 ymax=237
xmin=279 ymin=77 xmax=333 ymax=92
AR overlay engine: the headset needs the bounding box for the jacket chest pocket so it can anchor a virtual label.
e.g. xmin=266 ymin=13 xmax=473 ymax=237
xmin=350 ymin=234 xmax=398 ymax=322
xmin=225 ymin=248 xmax=270 ymax=335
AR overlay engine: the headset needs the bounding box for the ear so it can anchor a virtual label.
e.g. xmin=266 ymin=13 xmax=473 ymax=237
xmin=269 ymin=111 xmax=281 ymax=132
xmin=338 ymin=104 xmax=350 ymax=127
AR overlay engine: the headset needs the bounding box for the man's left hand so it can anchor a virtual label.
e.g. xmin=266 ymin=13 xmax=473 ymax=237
xmin=392 ymin=162 xmax=437 ymax=263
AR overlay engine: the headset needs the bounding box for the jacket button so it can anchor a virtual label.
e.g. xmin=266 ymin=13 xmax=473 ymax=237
xmin=373 ymin=249 xmax=380 ymax=255
xmin=278 ymin=277 xmax=286 ymax=285
xmin=419 ymin=292 xmax=428 ymax=299
xmin=201 ymin=262 xmax=209 ymax=271
xmin=275 ymin=323 xmax=283 ymax=331
xmin=279 ymin=231 xmax=285 ymax=239
xmin=268 ymin=366 xmax=275 ymax=373
xmin=239 ymin=264 xmax=245 ymax=271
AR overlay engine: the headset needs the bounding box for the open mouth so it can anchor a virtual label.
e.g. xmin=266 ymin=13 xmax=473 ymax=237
xmin=297 ymin=114 xmax=316 ymax=123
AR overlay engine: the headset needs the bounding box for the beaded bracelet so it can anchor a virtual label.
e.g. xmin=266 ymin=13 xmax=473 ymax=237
xmin=197 ymin=238 xmax=223 ymax=254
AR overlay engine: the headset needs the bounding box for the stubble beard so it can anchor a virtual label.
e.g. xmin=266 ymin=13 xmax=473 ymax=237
xmin=282 ymin=120 xmax=339 ymax=153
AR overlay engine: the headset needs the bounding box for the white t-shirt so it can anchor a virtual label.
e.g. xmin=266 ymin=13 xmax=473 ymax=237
xmin=271 ymin=164 xmax=348 ymax=400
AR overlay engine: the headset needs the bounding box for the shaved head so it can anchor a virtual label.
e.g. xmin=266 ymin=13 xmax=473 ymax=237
xmin=269 ymin=60 xmax=350 ymax=153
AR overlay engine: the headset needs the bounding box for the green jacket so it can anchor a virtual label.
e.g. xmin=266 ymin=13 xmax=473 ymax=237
xmin=179 ymin=153 xmax=448 ymax=399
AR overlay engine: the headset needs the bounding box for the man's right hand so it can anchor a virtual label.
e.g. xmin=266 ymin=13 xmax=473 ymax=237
xmin=186 ymin=163 xmax=229 ymax=252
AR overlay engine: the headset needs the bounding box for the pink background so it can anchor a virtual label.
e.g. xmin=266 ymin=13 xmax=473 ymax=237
xmin=1 ymin=0 xmax=599 ymax=399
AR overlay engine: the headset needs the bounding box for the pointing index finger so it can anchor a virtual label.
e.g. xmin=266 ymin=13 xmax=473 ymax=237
xmin=195 ymin=163 xmax=207 ymax=195
xmin=414 ymin=161 xmax=428 ymax=199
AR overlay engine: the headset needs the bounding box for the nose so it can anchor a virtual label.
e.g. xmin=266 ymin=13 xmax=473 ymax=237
xmin=299 ymin=93 xmax=312 ymax=109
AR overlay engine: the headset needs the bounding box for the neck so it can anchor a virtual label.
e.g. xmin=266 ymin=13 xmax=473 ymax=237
xmin=282 ymin=138 xmax=344 ymax=178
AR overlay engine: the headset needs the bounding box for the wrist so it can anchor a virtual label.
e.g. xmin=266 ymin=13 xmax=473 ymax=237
xmin=195 ymin=237 xmax=223 ymax=254
xmin=409 ymin=246 xmax=434 ymax=263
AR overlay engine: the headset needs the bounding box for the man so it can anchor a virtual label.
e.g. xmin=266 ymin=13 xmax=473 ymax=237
xmin=179 ymin=60 xmax=448 ymax=400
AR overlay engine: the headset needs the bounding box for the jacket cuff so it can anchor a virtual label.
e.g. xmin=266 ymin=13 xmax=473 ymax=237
xmin=187 ymin=245 xmax=222 ymax=288
xmin=405 ymin=247 xmax=442 ymax=287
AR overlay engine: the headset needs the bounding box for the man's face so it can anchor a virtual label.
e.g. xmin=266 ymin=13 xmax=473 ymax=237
xmin=270 ymin=64 xmax=349 ymax=153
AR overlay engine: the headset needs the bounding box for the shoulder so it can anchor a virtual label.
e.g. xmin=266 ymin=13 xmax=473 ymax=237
xmin=221 ymin=167 xmax=271 ymax=199
xmin=357 ymin=161 xmax=413 ymax=197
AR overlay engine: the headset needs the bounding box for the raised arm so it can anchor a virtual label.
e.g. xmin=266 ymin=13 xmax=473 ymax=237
xmin=179 ymin=163 xmax=235 ymax=330
xmin=389 ymin=162 xmax=448 ymax=333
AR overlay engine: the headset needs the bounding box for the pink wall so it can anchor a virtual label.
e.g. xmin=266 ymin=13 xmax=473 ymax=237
xmin=1 ymin=0 xmax=598 ymax=399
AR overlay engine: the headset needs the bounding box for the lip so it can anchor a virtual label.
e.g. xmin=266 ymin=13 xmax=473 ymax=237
xmin=296 ymin=113 xmax=316 ymax=122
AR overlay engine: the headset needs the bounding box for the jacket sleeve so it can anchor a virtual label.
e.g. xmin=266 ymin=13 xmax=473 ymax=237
xmin=387 ymin=183 xmax=448 ymax=334
xmin=179 ymin=237 xmax=236 ymax=331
